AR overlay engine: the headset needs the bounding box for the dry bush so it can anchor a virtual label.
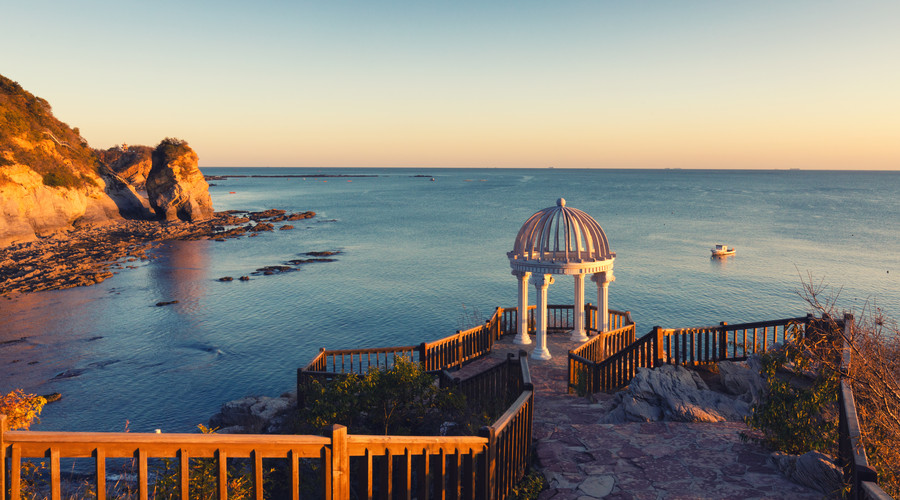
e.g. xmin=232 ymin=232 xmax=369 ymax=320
xmin=799 ymin=276 xmax=900 ymax=497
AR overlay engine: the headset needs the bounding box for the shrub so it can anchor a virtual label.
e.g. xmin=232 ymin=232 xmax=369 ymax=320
xmin=153 ymin=137 xmax=192 ymax=166
xmin=296 ymin=357 xmax=466 ymax=436
xmin=1 ymin=389 xmax=47 ymax=430
xmin=742 ymin=339 xmax=839 ymax=455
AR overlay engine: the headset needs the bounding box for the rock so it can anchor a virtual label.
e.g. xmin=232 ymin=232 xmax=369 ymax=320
xmin=578 ymin=475 xmax=615 ymax=498
xmin=100 ymin=166 xmax=155 ymax=219
xmin=145 ymin=138 xmax=213 ymax=222
xmin=601 ymin=364 xmax=750 ymax=423
xmin=97 ymin=145 xmax=154 ymax=191
xmin=718 ymin=356 xmax=766 ymax=404
xmin=279 ymin=225 xmax=294 ymax=230
xmin=769 ymin=451 xmax=843 ymax=495
xmin=218 ymin=276 xmax=233 ymax=282
xmin=41 ymin=392 xmax=62 ymax=403
xmin=155 ymin=300 xmax=178 ymax=306
xmin=239 ymin=276 xmax=250 ymax=281
xmin=208 ymin=392 xmax=297 ymax=434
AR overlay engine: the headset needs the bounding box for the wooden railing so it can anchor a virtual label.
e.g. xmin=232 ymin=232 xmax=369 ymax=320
xmin=567 ymin=323 xmax=637 ymax=393
xmin=570 ymin=316 xmax=815 ymax=393
xmin=439 ymin=352 xmax=527 ymax=408
xmin=835 ymin=314 xmax=892 ymax=500
xmin=3 ymin=353 xmax=534 ymax=500
xmin=0 ymin=415 xmax=491 ymax=500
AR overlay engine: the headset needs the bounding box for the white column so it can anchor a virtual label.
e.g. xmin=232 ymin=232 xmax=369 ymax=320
xmin=570 ymin=273 xmax=588 ymax=342
xmin=513 ymin=270 xmax=532 ymax=345
xmin=531 ymin=274 xmax=554 ymax=360
xmin=591 ymin=271 xmax=615 ymax=332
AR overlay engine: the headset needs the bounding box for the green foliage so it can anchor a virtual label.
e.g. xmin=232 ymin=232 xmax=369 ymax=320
xmin=297 ymin=357 xmax=466 ymax=436
xmin=509 ymin=469 xmax=547 ymax=500
xmin=742 ymin=341 xmax=839 ymax=455
xmin=152 ymin=137 xmax=192 ymax=166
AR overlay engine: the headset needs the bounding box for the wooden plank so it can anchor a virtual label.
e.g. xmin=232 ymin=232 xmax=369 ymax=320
xmin=419 ymin=449 xmax=431 ymax=500
xmin=328 ymin=425 xmax=349 ymax=500
xmin=289 ymin=449 xmax=300 ymax=500
xmin=436 ymin=448 xmax=447 ymax=500
xmin=138 ymin=448 xmax=149 ymax=500
xmin=252 ymin=449 xmax=263 ymax=500
xmin=179 ymin=448 xmax=190 ymax=500
xmin=449 ymin=450 xmax=461 ymax=500
xmin=402 ymin=448 xmax=412 ymax=500
xmin=10 ymin=443 xmax=21 ymax=498
xmin=382 ymin=449 xmax=393 ymax=500
xmin=95 ymin=447 xmax=107 ymax=500
xmin=4 ymin=431 xmax=330 ymax=457
xmin=50 ymin=447 xmax=61 ymax=500
xmin=216 ymin=449 xmax=228 ymax=500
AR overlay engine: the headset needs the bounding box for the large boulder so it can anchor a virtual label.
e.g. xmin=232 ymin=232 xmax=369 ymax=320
xmin=601 ymin=364 xmax=750 ymax=423
xmin=145 ymin=138 xmax=212 ymax=222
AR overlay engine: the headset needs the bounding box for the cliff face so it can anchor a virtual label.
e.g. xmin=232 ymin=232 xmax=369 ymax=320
xmin=0 ymin=74 xmax=210 ymax=246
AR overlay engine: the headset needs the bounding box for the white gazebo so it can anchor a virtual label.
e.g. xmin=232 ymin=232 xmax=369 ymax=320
xmin=508 ymin=198 xmax=616 ymax=360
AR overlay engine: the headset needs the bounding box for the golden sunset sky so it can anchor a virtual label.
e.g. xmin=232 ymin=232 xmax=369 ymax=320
xmin=4 ymin=1 xmax=899 ymax=169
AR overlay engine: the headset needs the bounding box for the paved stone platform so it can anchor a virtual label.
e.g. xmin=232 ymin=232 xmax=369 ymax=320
xmin=472 ymin=334 xmax=826 ymax=499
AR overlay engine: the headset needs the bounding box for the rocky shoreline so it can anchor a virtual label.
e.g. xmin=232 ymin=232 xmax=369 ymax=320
xmin=0 ymin=209 xmax=315 ymax=296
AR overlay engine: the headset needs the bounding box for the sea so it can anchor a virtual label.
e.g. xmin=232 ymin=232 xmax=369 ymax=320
xmin=2 ymin=168 xmax=899 ymax=433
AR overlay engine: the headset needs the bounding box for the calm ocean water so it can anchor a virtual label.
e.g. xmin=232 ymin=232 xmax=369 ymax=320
xmin=2 ymin=168 xmax=899 ymax=432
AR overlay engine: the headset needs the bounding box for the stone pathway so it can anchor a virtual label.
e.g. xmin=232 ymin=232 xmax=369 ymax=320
xmin=472 ymin=334 xmax=827 ymax=499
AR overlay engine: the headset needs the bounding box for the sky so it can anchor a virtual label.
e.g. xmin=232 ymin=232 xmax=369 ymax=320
xmin=3 ymin=1 xmax=899 ymax=169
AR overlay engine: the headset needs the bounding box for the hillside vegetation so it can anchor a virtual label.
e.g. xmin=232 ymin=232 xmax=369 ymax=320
xmin=0 ymin=74 xmax=98 ymax=189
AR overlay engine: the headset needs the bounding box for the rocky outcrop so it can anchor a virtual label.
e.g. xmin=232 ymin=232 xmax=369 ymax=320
xmin=145 ymin=139 xmax=213 ymax=222
xmin=600 ymin=364 xmax=751 ymax=423
xmin=97 ymin=145 xmax=153 ymax=191
xmin=1 ymin=74 xmax=211 ymax=244
xmin=208 ymin=392 xmax=297 ymax=434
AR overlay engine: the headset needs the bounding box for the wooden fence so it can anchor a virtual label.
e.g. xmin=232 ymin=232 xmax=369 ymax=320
xmin=568 ymin=316 xmax=815 ymax=393
xmin=835 ymin=314 xmax=892 ymax=500
xmin=2 ymin=353 xmax=534 ymax=499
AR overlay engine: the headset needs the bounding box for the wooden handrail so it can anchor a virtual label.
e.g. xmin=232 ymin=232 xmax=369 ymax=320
xmin=3 ymin=350 xmax=534 ymax=499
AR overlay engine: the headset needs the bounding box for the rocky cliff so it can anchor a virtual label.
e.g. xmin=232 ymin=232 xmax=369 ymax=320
xmin=0 ymin=74 xmax=210 ymax=245
xmin=97 ymin=145 xmax=153 ymax=191
xmin=146 ymin=138 xmax=213 ymax=221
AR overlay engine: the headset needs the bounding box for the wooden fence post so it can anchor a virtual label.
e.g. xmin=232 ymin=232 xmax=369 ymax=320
xmin=418 ymin=342 xmax=428 ymax=370
xmin=479 ymin=426 xmax=497 ymax=500
xmin=327 ymin=425 xmax=350 ymax=499
xmin=718 ymin=322 xmax=728 ymax=361
xmin=653 ymin=327 xmax=665 ymax=366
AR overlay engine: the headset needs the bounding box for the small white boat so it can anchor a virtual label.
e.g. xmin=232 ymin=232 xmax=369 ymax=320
xmin=711 ymin=244 xmax=736 ymax=257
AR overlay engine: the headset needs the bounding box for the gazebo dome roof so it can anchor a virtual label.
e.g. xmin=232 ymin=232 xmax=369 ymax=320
xmin=508 ymin=198 xmax=615 ymax=275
